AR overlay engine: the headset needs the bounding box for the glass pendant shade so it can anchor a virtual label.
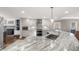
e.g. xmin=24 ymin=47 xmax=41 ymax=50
xmin=50 ymin=7 xmax=54 ymax=23
xmin=51 ymin=19 xmax=54 ymax=23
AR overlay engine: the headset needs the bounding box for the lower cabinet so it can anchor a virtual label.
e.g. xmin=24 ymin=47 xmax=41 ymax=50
xmin=75 ymin=31 xmax=79 ymax=41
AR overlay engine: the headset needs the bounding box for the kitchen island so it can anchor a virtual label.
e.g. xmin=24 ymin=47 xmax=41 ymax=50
xmin=2 ymin=31 xmax=79 ymax=51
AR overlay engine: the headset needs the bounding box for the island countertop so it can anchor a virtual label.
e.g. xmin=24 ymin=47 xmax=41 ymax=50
xmin=2 ymin=31 xmax=79 ymax=51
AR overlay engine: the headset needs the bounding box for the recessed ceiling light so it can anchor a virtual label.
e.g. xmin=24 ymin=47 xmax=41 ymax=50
xmin=27 ymin=19 xmax=30 ymax=22
xmin=32 ymin=26 xmax=35 ymax=29
xmin=43 ymin=16 xmax=46 ymax=18
xmin=65 ymin=11 xmax=69 ymax=14
xmin=21 ymin=10 xmax=25 ymax=14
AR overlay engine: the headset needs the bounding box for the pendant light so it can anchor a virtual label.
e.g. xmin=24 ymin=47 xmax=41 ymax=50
xmin=50 ymin=7 xmax=54 ymax=23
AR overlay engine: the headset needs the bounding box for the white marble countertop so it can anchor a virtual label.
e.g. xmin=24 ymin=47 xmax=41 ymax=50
xmin=2 ymin=31 xmax=79 ymax=51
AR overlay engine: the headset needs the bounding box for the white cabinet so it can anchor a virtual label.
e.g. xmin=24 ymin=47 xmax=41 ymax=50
xmin=4 ymin=19 xmax=15 ymax=26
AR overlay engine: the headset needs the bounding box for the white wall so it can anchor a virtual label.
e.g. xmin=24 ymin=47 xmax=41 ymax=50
xmin=0 ymin=17 xmax=4 ymax=49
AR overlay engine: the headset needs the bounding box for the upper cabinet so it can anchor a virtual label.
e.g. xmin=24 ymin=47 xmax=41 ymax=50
xmin=4 ymin=19 xmax=15 ymax=26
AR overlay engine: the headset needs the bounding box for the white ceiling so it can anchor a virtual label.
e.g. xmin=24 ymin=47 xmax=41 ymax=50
xmin=0 ymin=7 xmax=79 ymax=20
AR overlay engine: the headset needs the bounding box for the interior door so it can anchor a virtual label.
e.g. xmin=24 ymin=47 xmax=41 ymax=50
xmin=70 ymin=21 xmax=77 ymax=33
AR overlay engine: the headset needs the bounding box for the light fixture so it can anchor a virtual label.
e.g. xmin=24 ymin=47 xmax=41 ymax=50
xmin=32 ymin=26 xmax=35 ymax=29
xmin=21 ymin=10 xmax=25 ymax=14
xmin=50 ymin=7 xmax=54 ymax=23
xmin=65 ymin=11 xmax=69 ymax=14
xmin=51 ymin=19 xmax=54 ymax=23
xmin=43 ymin=16 xmax=46 ymax=18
